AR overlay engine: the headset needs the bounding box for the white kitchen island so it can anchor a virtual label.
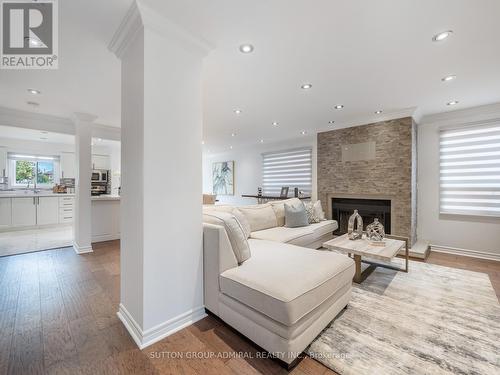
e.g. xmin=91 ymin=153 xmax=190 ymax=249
xmin=91 ymin=195 xmax=120 ymax=243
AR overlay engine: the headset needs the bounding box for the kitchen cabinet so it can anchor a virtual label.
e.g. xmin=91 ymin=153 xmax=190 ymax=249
xmin=37 ymin=197 xmax=59 ymax=225
xmin=0 ymin=147 xmax=7 ymax=177
xmin=92 ymin=154 xmax=110 ymax=170
xmin=60 ymin=152 xmax=76 ymax=179
xmin=0 ymin=198 xmax=11 ymax=228
xmin=12 ymin=197 xmax=37 ymax=226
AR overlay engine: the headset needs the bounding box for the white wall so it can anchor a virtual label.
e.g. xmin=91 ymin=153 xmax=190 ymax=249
xmin=203 ymin=136 xmax=317 ymax=206
xmin=418 ymin=103 xmax=500 ymax=258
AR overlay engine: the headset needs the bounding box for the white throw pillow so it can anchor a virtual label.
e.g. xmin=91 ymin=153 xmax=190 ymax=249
xmin=203 ymin=211 xmax=251 ymax=264
xmin=238 ymin=204 xmax=278 ymax=232
xmin=270 ymin=198 xmax=302 ymax=227
xmin=305 ymin=200 xmax=325 ymax=223
xmin=203 ymin=205 xmax=251 ymax=238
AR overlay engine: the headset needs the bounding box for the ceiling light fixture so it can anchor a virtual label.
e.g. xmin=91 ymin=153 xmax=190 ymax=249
xmin=239 ymin=44 xmax=254 ymax=54
xmin=334 ymin=104 xmax=344 ymax=110
xmin=201 ymin=140 xmax=205 ymax=145
xmin=97 ymin=138 xmax=103 ymax=142
xmin=272 ymin=121 xmax=279 ymax=126
xmin=375 ymin=110 xmax=383 ymax=114
xmin=230 ymin=145 xmax=233 ymax=150
xmin=328 ymin=120 xmax=335 ymax=125
xmin=28 ymin=88 xmax=40 ymax=95
xmin=301 ymin=83 xmax=312 ymax=90
xmin=234 ymin=109 xmax=242 ymax=115
xmin=27 ymin=101 xmax=39 ymax=107
xmin=260 ymin=139 xmax=264 ymax=143
xmin=441 ymin=75 xmax=457 ymax=82
xmin=447 ymin=100 xmax=459 ymax=106
xmin=432 ymin=30 xmax=453 ymax=42
xmin=231 ymin=133 xmax=236 ymax=137
xmin=301 ymin=130 xmax=307 ymax=135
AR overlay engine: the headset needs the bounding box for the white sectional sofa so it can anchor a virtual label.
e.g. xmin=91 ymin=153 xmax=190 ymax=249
xmin=203 ymin=199 xmax=355 ymax=367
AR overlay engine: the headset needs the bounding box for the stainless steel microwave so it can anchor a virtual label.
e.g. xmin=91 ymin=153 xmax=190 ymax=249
xmin=91 ymin=170 xmax=108 ymax=183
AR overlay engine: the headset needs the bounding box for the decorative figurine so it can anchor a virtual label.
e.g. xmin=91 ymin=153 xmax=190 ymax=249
xmin=347 ymin=210 xmax=363 ymax=240
xmin=366 ymin=218 xmax=385 ymax=243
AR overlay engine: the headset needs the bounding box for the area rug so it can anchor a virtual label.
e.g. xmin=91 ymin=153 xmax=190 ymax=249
xmin=306 ymin=261 xmax=500 ymax=375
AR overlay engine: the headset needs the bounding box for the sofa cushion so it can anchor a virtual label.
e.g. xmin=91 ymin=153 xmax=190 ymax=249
xmin=220 ymin=239 xmax=354 ymax=325
xmin=203 ymin=212 xmax=251 ymax=264
xmin=250 ymin=220 xmax=337 ymax=247
xmin=270 ymin=198 xmax=301 ymax=227
xmin=203 ymin=205 xmax=251 ymax=238
xmin=238 ymin=204 xmax=277 ymax=232
xmin=284 ymin=201 xmax=309 ymax=228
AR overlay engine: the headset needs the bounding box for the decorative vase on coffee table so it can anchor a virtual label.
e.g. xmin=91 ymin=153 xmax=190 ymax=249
xmin=366 ymin=218 xmax=385 ymax=244
xmin=347 ymin=210 xmax=363 ymax=240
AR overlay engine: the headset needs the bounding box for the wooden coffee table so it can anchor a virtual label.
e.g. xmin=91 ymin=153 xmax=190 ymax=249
xmin=323 ymin=234 xmax=409 ymax=283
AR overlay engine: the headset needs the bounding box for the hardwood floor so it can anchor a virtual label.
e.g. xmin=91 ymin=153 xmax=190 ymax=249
xmin=0 ymin=241 xmax=498 ymax=374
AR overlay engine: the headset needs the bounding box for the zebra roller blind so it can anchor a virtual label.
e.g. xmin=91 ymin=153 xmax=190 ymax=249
xmin=440 ymin=122 xmax=500 ymax=217
xmin=262 ymin=148 xmax=312 ymax=196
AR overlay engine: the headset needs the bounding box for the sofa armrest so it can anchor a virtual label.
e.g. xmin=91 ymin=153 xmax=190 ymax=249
xmin=203 ymin=223 xmax=238 ymax=314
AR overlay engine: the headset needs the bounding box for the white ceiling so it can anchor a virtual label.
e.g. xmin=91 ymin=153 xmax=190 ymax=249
xmin=1 ymin=0 xmax=500 ymax=153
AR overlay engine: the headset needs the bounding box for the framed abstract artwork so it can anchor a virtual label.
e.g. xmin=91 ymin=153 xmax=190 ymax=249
xmin=212 ymin=161 xmax=234 ymax=195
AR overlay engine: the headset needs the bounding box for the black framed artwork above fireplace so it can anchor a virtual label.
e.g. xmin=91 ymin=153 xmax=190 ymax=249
xmin=331 ymin=197 xmax=391 ymax=236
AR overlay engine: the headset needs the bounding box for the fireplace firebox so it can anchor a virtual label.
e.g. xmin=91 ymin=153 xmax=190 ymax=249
xmin=331 ymin=197 xmax=391 ymax=236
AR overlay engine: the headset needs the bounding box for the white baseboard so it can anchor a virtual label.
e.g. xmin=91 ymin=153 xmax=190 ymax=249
xmin=117 ymin=303 xmax=207 ymax=349
xmin=73 ymin=241 xmax=93 ymax=254
xmin=92 ymin=233 xmax=120 ymax=243
xmin=431 ymin=244 xmax=500 ymax=262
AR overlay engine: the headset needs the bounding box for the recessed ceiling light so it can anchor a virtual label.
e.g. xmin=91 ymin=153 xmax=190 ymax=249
xmin=441 ymin=75 xmax=457 ymax=82
xmin=301 ymin=83 xmax=312 ymax=90
xmin=272 ymin=121 xmax=279 ymax=126
xmin=97 ymin=138 xmax=103 ymax=142
xmin=27 ymin=101 xmax=39 ymax=107
xmin=328 ymin=120 xmax=335 ymax=125
xmin=239 ymin=44 xmax=254 ymax=53
xmin=375 ymin=110 xmax=383 ymax=114
xmin=231 ymin=133 xmax=236 ymax=137
xmin=201 ymin=140 xmax=205 ymax=145
xmin=432 ymin=30 xmax=453 ymax=42
xmin=301 ymin=130 xmax=307 ymax=135
xmin=260 ymin=139 xmax=264 ymax=143
xmin=28 ymin=88 xmax=40 ymax=95
xmin=230 ymin=145 xmax=233 ymax=150
xmin=334 ymin=105 xmax=344 ymax=110
xmin=234 ymin=109 xmax=242 ymax=115
xmin=447 ymin=100 xmax=459 ymax=106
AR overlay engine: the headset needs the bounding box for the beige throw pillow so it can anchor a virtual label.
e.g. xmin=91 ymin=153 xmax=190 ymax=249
xmin=238 ymin=204 xmax=278 ymax=232
xmin=203 ymin=205 xmax=251 ymax=238
xmin=203 ymin=211 xmax=251 ymax=264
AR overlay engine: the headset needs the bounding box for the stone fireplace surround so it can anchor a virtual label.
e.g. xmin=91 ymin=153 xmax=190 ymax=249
xmin=318 ymin=117 xmax=417 ymax=245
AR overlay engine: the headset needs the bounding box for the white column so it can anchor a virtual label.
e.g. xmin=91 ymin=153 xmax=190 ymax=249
xmin=109 ymin=1 xmax=211 ymax=348
xmin=73 ymin=112 xmax=96 ymax=254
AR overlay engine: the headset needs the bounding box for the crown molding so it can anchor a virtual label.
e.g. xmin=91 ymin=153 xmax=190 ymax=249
xmin=109 ymin=0 xmax=213 ymax=60
xmin=420 ymin=102 xmax=500 ymax=127
xmin=108 ymin=1 xmax=143 ymax=59
xmin=0 ymin=105 xmax=120 ymax=140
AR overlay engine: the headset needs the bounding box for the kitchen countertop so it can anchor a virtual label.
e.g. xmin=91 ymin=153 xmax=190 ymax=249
xmin=0 ymin=191 xmax=75 ymax=198
xmin=91 ymin=195 xmax=120 ymax=201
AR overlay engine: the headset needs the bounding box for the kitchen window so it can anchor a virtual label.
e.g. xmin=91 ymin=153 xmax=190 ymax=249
xmin=440 ymin=122 xmax=500 ymax=217
xmin=8 ymin=154 xmax=59 ymax=188
xmin=262 ymin=148 xmax=312 ymax=196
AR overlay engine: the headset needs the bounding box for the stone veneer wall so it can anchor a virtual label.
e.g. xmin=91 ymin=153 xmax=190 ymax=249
xmin=317 ymin=117 xmax=417 ymax=244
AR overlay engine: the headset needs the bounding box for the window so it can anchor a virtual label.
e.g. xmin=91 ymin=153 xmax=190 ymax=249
xmin=440 ymin=122 xmax=500 ymax=217
xmin=9 ymin=154 xmax=58 ymax=188
xmin=262 ymin=148 xmax=312 ymax=196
